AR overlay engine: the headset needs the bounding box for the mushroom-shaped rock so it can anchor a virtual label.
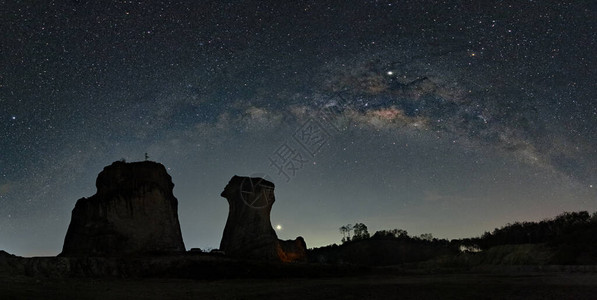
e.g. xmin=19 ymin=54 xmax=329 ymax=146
xmin=60 ymin=161 xmax=186 ymax=256
xmin=219 ymin=175 xmax=307 ymax=262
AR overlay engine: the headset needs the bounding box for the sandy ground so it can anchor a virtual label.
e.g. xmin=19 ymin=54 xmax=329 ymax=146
xmin=1 ymin=272 xmax=597 ymax=300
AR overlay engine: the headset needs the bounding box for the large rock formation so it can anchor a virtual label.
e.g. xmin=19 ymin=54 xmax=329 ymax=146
xmin=219 ymin=175 xmax=307 ymax=262
xmin=60 ymin=161 xmax=186 ymax=256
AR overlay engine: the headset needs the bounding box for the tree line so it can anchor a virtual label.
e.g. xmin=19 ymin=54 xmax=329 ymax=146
xmin=461 ymin=211 xmax=597 ymax=250
xmin=339 ymin=211 xmax=597 ymax=249
xmin=315 ymin=210 xmax=597 ymax=266
xmin=339 ymin=223 xmax=435 ymax=244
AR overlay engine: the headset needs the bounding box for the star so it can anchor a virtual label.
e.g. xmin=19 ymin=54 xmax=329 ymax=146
xmin=1 ymin=0 xmax=594 ymax=258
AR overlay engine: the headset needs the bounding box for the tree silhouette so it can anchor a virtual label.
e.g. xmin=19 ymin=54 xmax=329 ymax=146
xmin=419 ymin=233 xmax=433 ymax=241
xmin=373 ymin=228 xmax=408 ymax=239
xmin=353 ymin=223 xmax=370 ymax=240
xmin=339 ymin=224 xmax=354 ymax=243
xmin=339 ymin=225 xmax=348 ymax=240
xmin=346 ymin=224 xmax=353 ymax=240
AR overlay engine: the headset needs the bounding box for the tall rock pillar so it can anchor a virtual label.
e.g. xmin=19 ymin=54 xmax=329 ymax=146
xmin=219 ymin=175 xmax=306 ymax=262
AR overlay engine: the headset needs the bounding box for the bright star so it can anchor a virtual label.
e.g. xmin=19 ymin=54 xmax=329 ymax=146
xmin=275 ymin=224 xmax=283 ymax=231
xmin=386 ymin=71 xmax=393 ymax=75
xmin=11 ymin=116 xmax=16 ymax=120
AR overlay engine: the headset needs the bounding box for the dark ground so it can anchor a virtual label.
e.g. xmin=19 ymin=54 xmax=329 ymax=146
xmin=2 ymin=272 xmax=597 ymax=300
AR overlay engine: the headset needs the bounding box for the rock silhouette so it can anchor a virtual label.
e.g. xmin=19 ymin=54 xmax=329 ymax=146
xmin=60 ymin=161 xmax=186 ymax=256
xmin=219 ymin=175 xmax=307 ymax=262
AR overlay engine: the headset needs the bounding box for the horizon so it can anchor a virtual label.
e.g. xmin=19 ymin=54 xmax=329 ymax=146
xmin=3 ymin=158 xmax=595 ymax=257
xmin=2 ymin=1 xmax=596 ymax=257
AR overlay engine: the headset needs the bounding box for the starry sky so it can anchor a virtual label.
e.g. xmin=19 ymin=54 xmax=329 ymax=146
xmin=1 ymin=1 xmax=596 ymax=257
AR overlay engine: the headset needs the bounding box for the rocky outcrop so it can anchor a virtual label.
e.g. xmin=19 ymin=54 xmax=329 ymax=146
xmin=277 ymin=237 xmax=308 ymax=262
xmin=219 ymin=175 xmax=307 ymax=262
xmin=60 ymin=161 xmax=186 ymax=256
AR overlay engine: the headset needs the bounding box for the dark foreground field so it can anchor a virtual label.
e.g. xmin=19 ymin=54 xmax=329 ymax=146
xmin=2 ymin=271 xmax=597 ymax=300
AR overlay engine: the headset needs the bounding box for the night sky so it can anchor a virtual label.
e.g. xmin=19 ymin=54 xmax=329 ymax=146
xmin=1 ymin=1 xmax=596 ymax=257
